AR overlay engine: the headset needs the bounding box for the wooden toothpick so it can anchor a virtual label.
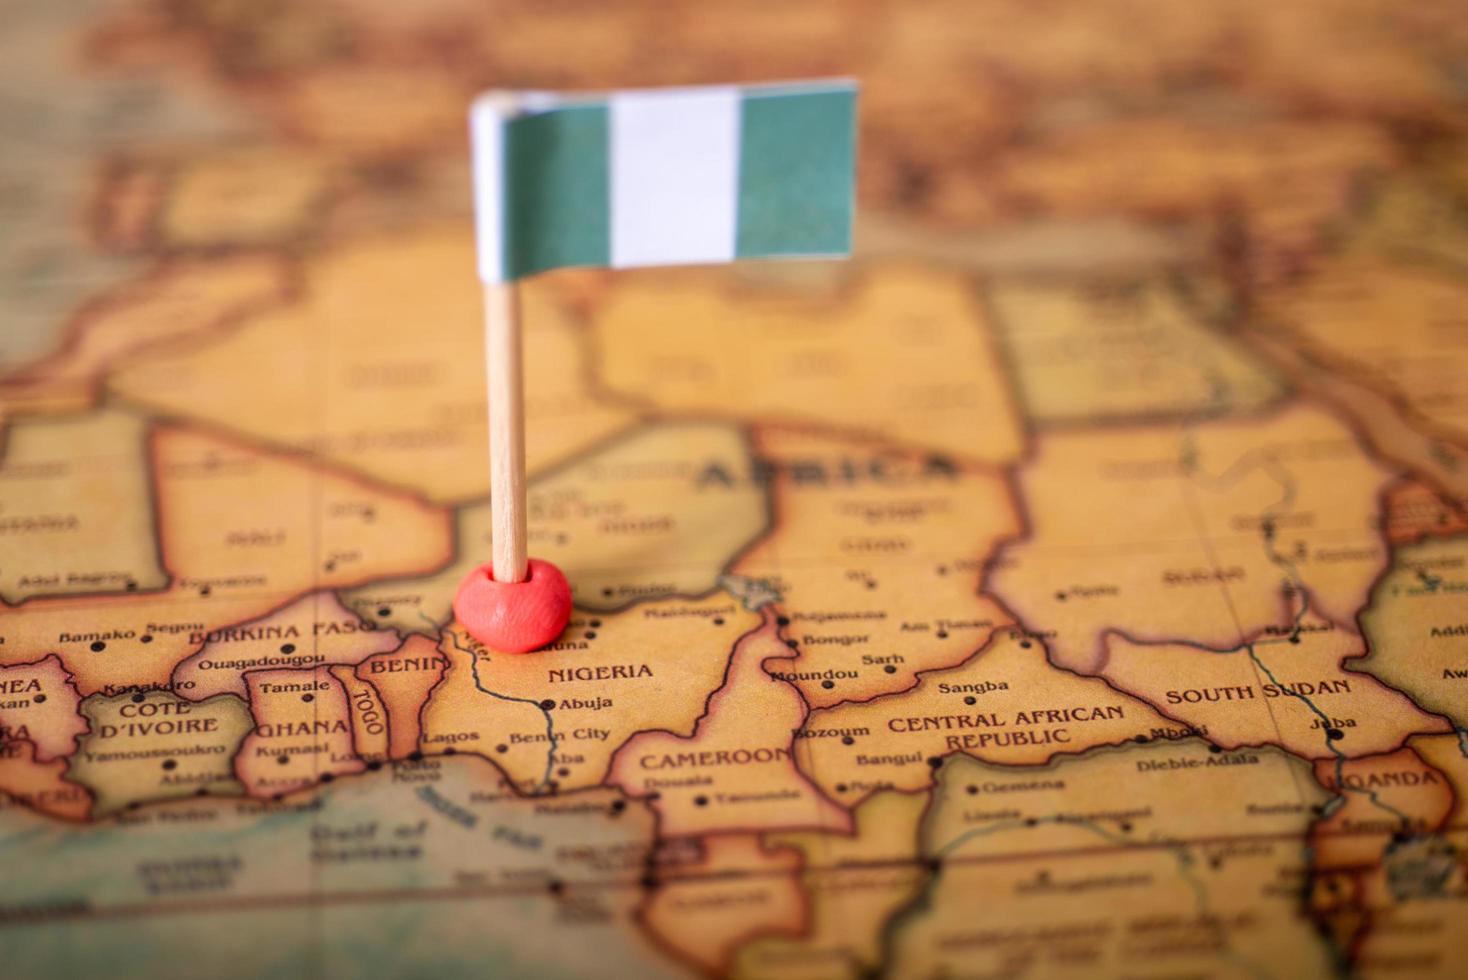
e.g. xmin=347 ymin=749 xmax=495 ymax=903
xmin=484 ymin=279 xmax=528 ymax=584
xmin=453 ymin=88 xmax=572 ymax=653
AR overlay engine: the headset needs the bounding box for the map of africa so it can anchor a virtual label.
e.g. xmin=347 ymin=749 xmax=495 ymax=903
xmin=5 ymin=0 xmax=1468 ymax=977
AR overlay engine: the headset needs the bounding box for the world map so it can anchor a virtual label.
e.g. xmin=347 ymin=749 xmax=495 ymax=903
xmin=5 ymin=0 xmax=1468 ymax=977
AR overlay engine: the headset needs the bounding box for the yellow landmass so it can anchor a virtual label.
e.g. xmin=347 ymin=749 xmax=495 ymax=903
xmin=436 ymin=593 xmax=758 ymax=791
xmin=900 ymin=742 xmax=1333 ymax=975
xmin=236 ymin=666 xmax=364 ymax=798
xmin=799 ymin=632 xmax=1174 ymax=801
xmin=0 ymin=656 xmax=88 ymax=762
xmin=608 ymin=610 xmax=851 ymax=837
xmin=734 ymin=427 xmax=1016 ymax=708
xmin=986 ymin=278 xmax=1283 ymax=422
xmin=278 ymin=65 xmax=469 ymax=153
xmin=0 ymin=410 xmax=167 ymax=603
xmin=1100 ymin=619 xmax=1449 ymax=760
xmin=927 ymin=740 xmax=1328 ymax=857
xmin=0 ymin=587 xmax=304 ymax=697
xmin=346 ymin=420 xmax=767 ymax=627
xmin=110 ymin=228 xmax=639 ymax=502
xmin=735 ymin=791 xmax=927 ymax=979
xmin=0 ymin=424 xmax=448 ymax=694
xmin=0 ymin=740 xmax=91 ymax=823
xmin=331 ymin=665 xmax=390 ymax=764
xmin=162 ymin=146 xmax=331 ymax=246
xmin=892 ymin=833 xmax=1330 ymax=978
xmin=1353 ymin=175 xmax=1468 ymax=270
xmin=1259 ymin=255 xmax=1468 ymax=442
xmin=990 ymin=404 xmax=1396 ymax=672
xmin=418 ymin=626 xmax=548 ymax=794
xmin=0 ymin=258 xmax=286 ymax=413
xmin=1238 ymin=318 xmax=1468 ymax=506
xmin=171 ymin=591 xmax=401 ymax=700
xmin=153 ymin=423 xmax=452 ymax=598
xmin=1355 ymin=534 xmax=1468 ymax=730
xmin=73 ymin=691 xmax=252 ymax=815
xmin=640 ymin=836 xmax=806 ymax=975
xmin=996 ymin=118 xmax=1389 ymax=223
xmin=1310 ymin=747 xmax=1452 ymax=870
xmin=591 ymin=264 xmax=1024 ymax=464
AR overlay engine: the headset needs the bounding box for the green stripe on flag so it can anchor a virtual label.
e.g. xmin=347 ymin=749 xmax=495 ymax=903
xmin=503 ymin=105 xmax=610 ymax=279
xmin=736 ymin=87 xmax=856 ymax=259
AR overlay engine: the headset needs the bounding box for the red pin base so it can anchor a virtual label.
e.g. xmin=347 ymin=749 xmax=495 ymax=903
xmin=452 ymin=558 xmax=573 ymax=653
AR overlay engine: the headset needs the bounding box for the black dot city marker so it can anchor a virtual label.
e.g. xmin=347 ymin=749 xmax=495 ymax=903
xmin=281 ymin=643 xmax=296 ymax=654
xmin=540 ymin=698 xmax=555 ymax=710
xmin=883 ymin=665 xmax=896 ymax=674
xmin=90 ymin=641 xmax=106 ymax=652
xmin=162 ymin=759 xmax=176 ymax=770
xmin=1326 ymin=728 xmax=1344 ymax=741
xmin=378 ymin=607 xmax=392 ymax=617
xmin=140 ymin=634 xmax=153 ymax=644
xmin=822 ymin=680 xmax=835 ymax=689
xmin=131 ymin=693 xmax=145 ymax=703
xmin=964 ymin=696 xmax=977 ymax=706
xmin=33 ymin=694 xmax=45 ymax=704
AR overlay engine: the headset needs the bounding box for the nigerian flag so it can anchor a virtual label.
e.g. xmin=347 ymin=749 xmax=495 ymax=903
xmin=470 ymin=80 xmax=857 ymax=282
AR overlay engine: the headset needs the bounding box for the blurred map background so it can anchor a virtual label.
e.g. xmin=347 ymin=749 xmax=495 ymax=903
xmin=5 ymin=1 xmax=1468 ymax=977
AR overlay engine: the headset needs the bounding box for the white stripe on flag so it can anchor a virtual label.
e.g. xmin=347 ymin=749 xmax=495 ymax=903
xmin=609 ymin=87 xmax=741 ymax=268
xmin=470 ymin=95 xmax=510 ymax=282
